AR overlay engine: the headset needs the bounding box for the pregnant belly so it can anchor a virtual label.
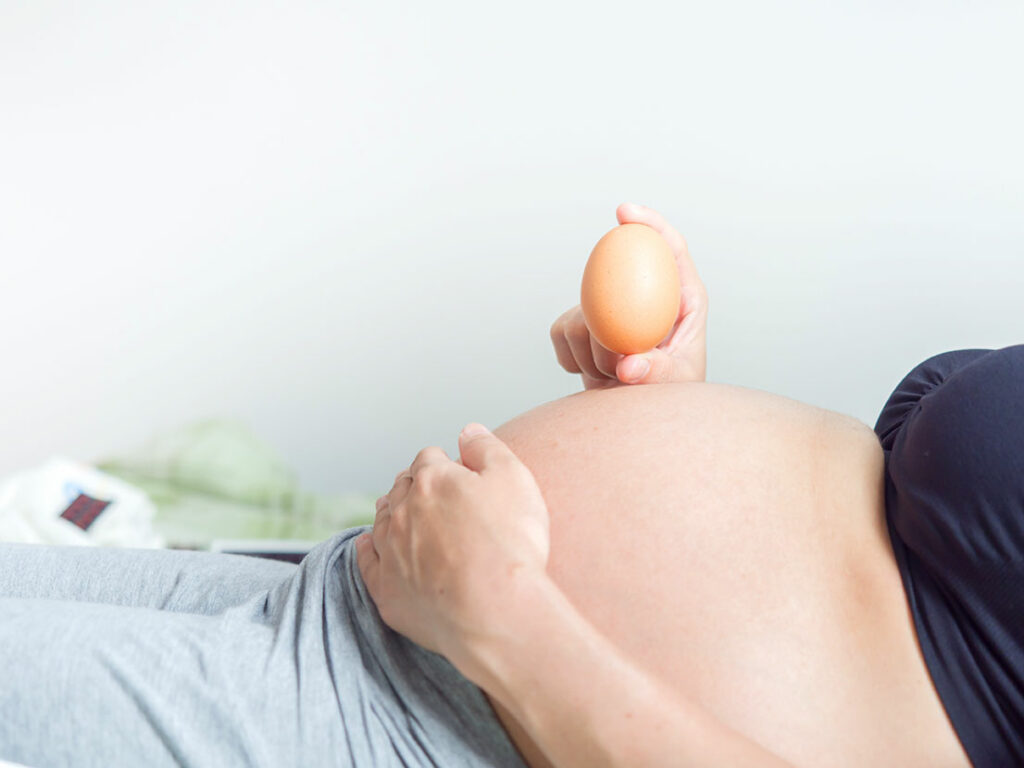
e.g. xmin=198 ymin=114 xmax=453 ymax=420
xmin=488 ymin=383 xmax=966 ymax=768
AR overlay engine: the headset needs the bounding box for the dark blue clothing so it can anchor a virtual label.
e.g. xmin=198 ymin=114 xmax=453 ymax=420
xmin=875 ymin=346 xmax=1024 ymax=767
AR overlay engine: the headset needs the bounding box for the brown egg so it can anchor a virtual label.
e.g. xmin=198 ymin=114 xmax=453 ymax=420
xmin=580 ymin=223 xmax=680 ymax=355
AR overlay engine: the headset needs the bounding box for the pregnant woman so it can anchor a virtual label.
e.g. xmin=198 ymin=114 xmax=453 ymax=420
xmin=360 ymin=204 xmax=1022 ymax=767
xmin=0 ymin=204 xmax=1019 ymax=768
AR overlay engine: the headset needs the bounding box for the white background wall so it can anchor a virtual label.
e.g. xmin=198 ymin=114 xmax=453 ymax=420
xmin=1 ymin=1 xmax=1021 ymax=495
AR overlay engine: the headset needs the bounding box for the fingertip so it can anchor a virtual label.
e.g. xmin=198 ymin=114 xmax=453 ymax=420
xmin=616 ymin=201 xmax=642 ymax=223
xmin=458 ymin=424 xmax=491 ymax=471
xmin=618 ymin=355 xmax=651 ymax=383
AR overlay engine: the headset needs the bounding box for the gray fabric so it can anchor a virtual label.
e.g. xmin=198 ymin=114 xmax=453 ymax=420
xmin=0 ymin=527 xmax=527 ymax=768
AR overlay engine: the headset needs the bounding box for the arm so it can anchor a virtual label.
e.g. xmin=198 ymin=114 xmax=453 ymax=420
xmin=462 ymin=568 xmax=795 ymax=768
xmin=357 ymin=425 xmax=796 ymax=768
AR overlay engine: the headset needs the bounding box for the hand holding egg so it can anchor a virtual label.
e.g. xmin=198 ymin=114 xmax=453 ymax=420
xmin=550 ymin=203 xmax=708 ymax=389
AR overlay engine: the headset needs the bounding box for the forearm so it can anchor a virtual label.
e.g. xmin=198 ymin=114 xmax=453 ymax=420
xmin=454 ymin=572 xmax=795 ymax=768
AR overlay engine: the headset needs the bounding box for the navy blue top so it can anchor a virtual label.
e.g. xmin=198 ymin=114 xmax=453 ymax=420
xmin=874 ymin=346 xmax=1024 ymax=766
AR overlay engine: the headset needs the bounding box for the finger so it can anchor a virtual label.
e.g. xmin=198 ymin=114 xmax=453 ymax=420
xmin=356 ymin=532 xmax=381 ymax=597
xmin=389 ymin=469 xmax=413 ymax=505
xmin=372 ymin=500 xmax=391 ymax=553
xmin=615 ymin=347 xmax=698 ymax=386
xmin=590 ymin=333 xmax=622 ymax=379
xmin=550 ymin=308 xmax=583 ymax=374
xmin=409 ymin=446 xmax=450 ymax=478
xmin=563 ymin=311 xmax=604 ymax=381
xmin=458 ymin=423 xmax=520 ymax=474
xmin=615 ymin=202 xmax=687 ymax=258
xmin=617 ymin=354 xmax=651 ymax=384
xmin=660 ymin=290 xmax=708 ymax=353
xmin=374 ymin=494 xmax=390 ymax=527
xmin=651 ymin=280 xmax=708 ymax=382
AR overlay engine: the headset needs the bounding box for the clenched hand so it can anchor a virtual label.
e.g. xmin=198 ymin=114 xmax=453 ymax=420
xmin=356 ymin=424 xmax=550 ymax=677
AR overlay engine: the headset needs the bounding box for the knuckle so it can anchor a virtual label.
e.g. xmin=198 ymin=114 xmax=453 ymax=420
xmin=551 ymin=331 xmax=580 ymax=371
xmin=389 ymin=503 xmax=408 ymax=532
xmin=565 ymin=326 xmax=591 ymax=352
xmin=550 ymin=307 xmax=578 ymax=341
xmin=415 ymin=464 xmax=441 ymax=489
xmin=591 ymin=342 xmax=617 ymax=376
xmin=549 ymin=316 xmax=565 ymax=342
xmin=434 ymin=465 xmax=460 ymax=491
xmin=566 ymin=315 xmax=590 ymax=344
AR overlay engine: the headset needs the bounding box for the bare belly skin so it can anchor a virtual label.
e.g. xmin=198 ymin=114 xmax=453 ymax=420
xmin=487 ymin=382 xmax=969 ymax=768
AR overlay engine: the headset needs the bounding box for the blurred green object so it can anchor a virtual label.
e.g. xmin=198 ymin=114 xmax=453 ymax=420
xmin=99 ymin=421 xmax=375 ymax=549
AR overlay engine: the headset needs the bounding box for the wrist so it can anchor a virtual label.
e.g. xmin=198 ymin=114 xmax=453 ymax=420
xmin=445 ymin=567 xmax=561 ymax=697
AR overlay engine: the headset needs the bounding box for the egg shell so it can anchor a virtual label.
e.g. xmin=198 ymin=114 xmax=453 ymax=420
xmin=580 ymin=223 xmax=680 ymax=355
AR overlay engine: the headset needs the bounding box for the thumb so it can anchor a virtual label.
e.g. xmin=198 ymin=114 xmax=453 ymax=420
xmin=458 ymin=423 xmax=514 ymax=473
xmin=617 ymin=348 xmax=687 ymax=385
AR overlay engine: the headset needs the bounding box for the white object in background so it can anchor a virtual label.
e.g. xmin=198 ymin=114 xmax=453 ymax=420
xmin=0 ymin=457 xmax=163 ymax=548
